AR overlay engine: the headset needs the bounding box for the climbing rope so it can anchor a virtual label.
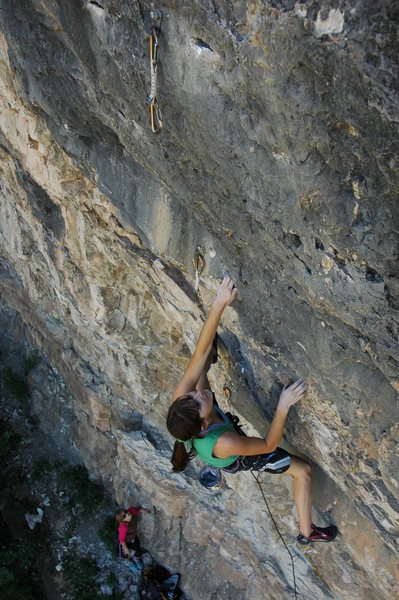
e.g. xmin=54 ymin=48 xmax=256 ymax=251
xmin=146 ymin=9 xmax=162 ymax=133
xmin=250 ymin=470 xmax=298 ymax=600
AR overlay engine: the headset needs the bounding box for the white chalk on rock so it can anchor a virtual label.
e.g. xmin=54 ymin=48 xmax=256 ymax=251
xmin=314 ymin=9 xmax=344 ymax=38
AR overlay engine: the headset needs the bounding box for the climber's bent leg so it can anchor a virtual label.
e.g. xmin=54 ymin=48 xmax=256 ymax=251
xmin=281 ymin=456 xmax=313 ymax=537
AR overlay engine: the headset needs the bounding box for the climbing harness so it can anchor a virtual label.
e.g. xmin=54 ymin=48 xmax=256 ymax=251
xmin=250 ymin=471 xmax=298 ymax=600
xmin=146 ymin=9 xmax=163 ymax=133
xmin=193 ymin=248 xmax=205 ymax=293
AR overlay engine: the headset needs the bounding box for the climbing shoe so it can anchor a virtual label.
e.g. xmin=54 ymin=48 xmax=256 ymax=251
xmin=134 ymin=558 xmax=144 ymax=570
xmin=125 ymin=560 xmax=141 ymax=572
xmin=296 ymin=524 xmax=338 ymax=545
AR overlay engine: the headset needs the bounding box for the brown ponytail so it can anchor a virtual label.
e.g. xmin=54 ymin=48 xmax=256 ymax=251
xmin=167 ymin=395 xmax=203 ymax=472
xmin=170 ymin=439 xmax=194 ymax=472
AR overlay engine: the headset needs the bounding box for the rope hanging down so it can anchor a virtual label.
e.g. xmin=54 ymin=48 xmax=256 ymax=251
xmin=146 ymin=9 xmax=163 ymax=133
xmin=250 ymin=470 xmax=298 ymax=599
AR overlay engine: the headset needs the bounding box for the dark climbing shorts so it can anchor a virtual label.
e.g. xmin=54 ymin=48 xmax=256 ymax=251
xmin=221 ymin=411 xmax=292 ymax=474
xmin=126 ymin=537 xmax=141 ymax=555
xmin=222 ymin=447 xmax=291 ymax=475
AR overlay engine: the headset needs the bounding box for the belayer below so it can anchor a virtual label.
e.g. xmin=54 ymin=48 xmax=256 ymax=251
xmin=116 ymin=504 xmax=151 ymax=570
xmin=167 ymin=275 xmax=338 ymax=544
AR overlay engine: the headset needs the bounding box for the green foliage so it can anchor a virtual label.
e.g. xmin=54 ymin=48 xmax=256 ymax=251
xmin=31 ymin=458 xmax=53 ymax=481
xmin=0 ymin=566 xmax=14 ymax=586
xmin=0 ymin=423 xmax=20 ymax=463
xmin=62 ymin=515 xmax=78 ymax=543
xmin=31 ymin=460 xmax=104 ymax=532
xmin=106 ymin=571 xmax=117 ymax=586
xmin=31 ymin=457 xmax=63 ymax=481
xmin=98 ymin=515 xmax=118 ymax=554
xmin=23 ymin=353 xmax=40 ymax=374
xmin=103 ymin=571 xmax=124 ymax=599
xmin=0 ymin=421 xmax=21 ymax=468
xmin=0 ymin=535 xmax=46 ymax=599
xmin=0 ymin=537 xmax=42 ymax=573
xmin=62 ymin=550 xmax=100 ymax=600
xmin=3 ymin=351 xmax=40 ymax=403
xmin=2 ymin=497 xmax=37 ymax=521
xmin=59 ymin=465 xmax=103 ymax=515
xmin=0 ymin=430 xmax=12 ymax=458
xmin=5 ymin=369 xmax=29 ymax=401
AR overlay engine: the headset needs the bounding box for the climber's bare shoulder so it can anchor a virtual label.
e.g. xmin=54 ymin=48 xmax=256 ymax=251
xmin=214 ymin=431 xmax=270 ymax=459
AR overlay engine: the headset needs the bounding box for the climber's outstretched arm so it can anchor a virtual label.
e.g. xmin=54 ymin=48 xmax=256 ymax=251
xmin=213 ymin=379 xmax=307 ymax=457
xmin=173 ymin=275 xmax=237 ymax=401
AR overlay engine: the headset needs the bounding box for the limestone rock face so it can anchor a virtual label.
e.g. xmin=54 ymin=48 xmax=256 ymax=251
xmin=0 ymin=1 xmax=398 ymax=598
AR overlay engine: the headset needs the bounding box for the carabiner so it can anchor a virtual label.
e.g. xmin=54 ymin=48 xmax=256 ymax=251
xmin=193 ymin=249 xmax=205 ymax=294
xmin=149 ymin=98 xmax=162 ymax=134
xmin=194 ymin=251 xmax=205 ymax=276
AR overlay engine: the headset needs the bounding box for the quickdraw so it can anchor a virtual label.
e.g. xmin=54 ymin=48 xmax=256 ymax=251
xmin=193 ymin=248 xmax=205 ymax=293
xmin=145 ymin=9 xmax=162 ymax=133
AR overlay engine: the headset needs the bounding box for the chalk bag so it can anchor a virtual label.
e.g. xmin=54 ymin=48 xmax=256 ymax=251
xmin=198 ymin=465 xmax=226 ymax=489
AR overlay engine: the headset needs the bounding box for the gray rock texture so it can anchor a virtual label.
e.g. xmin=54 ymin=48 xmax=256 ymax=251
xmin=0 ymin=1 xmax=398 ymax=598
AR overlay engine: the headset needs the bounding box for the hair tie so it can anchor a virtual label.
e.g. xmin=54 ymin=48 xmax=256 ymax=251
xmin=177 ymin=438 xmax=184 ymax=443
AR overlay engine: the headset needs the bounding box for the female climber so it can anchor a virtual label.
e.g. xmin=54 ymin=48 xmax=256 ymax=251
xmin=167 ymin=275 xmax=337 ymax=544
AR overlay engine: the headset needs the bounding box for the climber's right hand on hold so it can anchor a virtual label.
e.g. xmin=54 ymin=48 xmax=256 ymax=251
xmin=213 ymin=275 xmax=238 ymax=309
xmin=278 ymin=379 xmax=307 ymax=411
xmin=172 ymin=276 xmax=237 ymax=402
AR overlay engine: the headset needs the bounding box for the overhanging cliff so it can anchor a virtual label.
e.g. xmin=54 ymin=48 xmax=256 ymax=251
xmin=0 ymin=1 xmax=398 ymax=598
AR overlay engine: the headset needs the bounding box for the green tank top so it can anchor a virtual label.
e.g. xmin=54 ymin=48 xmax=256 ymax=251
xmin=189 ymin=422 xmax=239 ymax=467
